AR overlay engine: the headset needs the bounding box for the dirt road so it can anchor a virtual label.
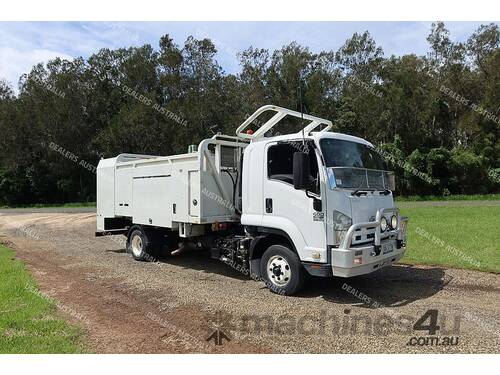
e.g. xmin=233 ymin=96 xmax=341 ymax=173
xmin=0 ymin=210 xmax=498 ymax=353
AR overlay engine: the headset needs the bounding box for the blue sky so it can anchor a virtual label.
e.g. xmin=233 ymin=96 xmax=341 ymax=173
xmin=0 ymin=21 xmax=496 ymax=90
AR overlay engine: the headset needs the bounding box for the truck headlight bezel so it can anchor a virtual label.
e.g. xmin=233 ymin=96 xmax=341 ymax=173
xmin=380 ymin=216 xmax=388 ymax=232
xmin=390 ymin=215 xmax=398 ymax=230
xmin=332 ymin=210 xmax=352 ymax=245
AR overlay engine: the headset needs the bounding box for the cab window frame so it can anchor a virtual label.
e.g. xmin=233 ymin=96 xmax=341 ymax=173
xmin=266 ymin=140 xmax=321 ymax=195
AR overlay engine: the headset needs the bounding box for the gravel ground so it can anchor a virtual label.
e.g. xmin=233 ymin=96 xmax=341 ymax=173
xmin=0 ymin=210 xmax=498 ymax=353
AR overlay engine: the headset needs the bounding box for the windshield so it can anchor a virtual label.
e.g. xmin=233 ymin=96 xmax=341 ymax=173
xmin=320 ymin=138 xmax=387 ymax=170
xmin=320 ymin=138 xmax=394 ymax=190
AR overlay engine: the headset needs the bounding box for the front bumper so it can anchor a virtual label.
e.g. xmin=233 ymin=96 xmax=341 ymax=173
xmin=331 ymin=243 xmax=406 ymax=277
xmin=332 ymin=207 xmax=408 ymax=277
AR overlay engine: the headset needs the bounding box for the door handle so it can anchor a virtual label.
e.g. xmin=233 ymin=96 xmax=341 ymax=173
xmin=265 ymin=198 xmax=273 ymax=213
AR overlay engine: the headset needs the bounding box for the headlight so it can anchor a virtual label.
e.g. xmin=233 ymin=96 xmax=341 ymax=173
xmin=380 ymin=216 xmax=388 ymax=232
xmin=332 ymin=211 xmax=352 ymax=245
xmin=391 ymin=215 xmax=398 ymax=230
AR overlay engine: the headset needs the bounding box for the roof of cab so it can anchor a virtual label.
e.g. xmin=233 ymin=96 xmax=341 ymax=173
xmin=253 ymin=131 xmax=374 ymax=148
xmin=313 ymin=131 xmax=374 ymax=148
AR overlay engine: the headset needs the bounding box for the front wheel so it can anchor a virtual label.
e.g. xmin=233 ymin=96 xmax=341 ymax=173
xmin=260 ymin=244 xmax=306 ymax=296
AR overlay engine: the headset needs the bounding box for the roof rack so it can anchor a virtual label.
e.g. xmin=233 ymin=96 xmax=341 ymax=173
xmin=235 ymin=105 xmax=333 ymax=140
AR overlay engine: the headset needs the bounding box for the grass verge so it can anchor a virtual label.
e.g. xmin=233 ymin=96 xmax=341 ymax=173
xmin=395 ymin=193 xmax=500 ymax=202
xmin=0 ymin=244 xmax=85 ymax=353
xmin=399 ymin=204 xmax=500 ymax=273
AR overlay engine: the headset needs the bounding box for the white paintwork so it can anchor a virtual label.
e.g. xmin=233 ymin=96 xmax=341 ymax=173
xmin=235 ymin=105 xmax=332 ymax=139
xmin=96 ymin=156 xmax=116 ymax=231
xmin=240 ymin=130 xmax=394 ymax=264
xmin=261 ymin=141 xmax=327 ymax=263
xmin=97 ymin=137 xmax=247 ymax=232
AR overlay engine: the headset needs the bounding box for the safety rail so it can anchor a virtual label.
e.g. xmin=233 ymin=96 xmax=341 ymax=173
xmin=235 ymin=105 xmax=333 ymax=140
xmin=340 ymin=207 xmax=407 ymax=251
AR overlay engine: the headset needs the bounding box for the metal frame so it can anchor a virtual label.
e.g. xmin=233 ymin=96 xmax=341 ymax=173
xmin=198 ymin=137 xmax=248 ymax=216
xmin=235 ymin=105 xmax=333 ymax=140
xmin=340 ymin=207 xmax=408 ymax=251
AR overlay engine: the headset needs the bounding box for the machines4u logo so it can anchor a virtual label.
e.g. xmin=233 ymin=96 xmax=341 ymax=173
xmin=406 ymin=309 xmax=460 ymax=347
xmin=206 ymin=311 xmax=232 ymax=346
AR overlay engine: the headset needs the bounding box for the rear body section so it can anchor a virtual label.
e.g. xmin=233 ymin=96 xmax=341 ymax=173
xmin=97 ymin=137 xmax=247 ymax=235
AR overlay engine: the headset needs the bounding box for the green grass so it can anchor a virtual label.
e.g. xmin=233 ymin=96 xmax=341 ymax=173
xmin=399 ymin=204 xmax=500 ymax=273
xmin=0 ymin=202 xmax=96 ymax=209
xmin=0 ymin=244 xmax=85 ymax=353
xmin=395 ymin=193 xmax=500 ymax=202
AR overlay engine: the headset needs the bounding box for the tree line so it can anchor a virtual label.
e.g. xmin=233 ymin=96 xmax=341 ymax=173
xmin=0 ymin=22 xmax=499 ymax=205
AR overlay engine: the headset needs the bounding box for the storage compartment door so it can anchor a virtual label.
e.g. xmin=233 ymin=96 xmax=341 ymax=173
xmin=188 ymin=170 xmax=200 ymax=217
xmin=132 ymin=176 xmax=172 ymax=227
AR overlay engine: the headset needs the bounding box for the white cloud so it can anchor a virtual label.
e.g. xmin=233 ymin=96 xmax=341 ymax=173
xmin=0 ymin=46 xmax=74 ymax=90
xmin=0 ymin=21 xmax=497 ymax=92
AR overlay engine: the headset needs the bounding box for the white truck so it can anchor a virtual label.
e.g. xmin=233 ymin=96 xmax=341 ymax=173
xmin=96 ymin=105 xmax=408 ymax=295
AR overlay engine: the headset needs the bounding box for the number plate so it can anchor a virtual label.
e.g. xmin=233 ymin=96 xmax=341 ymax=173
xmin=382 ymin=242 xmax=394 ymax=254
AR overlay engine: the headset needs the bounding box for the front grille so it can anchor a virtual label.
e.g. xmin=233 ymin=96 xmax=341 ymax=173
xmin=351 ymin=227 xmax=397 ymax=246
xmin=351 ymin=226 xmax=376 ymax=245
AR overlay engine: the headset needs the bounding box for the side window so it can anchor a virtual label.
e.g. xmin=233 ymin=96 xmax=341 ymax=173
xmin=267 ymin=141 xmax=320 ymax=194
xmin=268 ymin=143 xmax=295 ymax=185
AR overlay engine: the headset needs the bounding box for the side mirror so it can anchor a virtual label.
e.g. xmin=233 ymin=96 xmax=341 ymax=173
xmin=293 ymin=152 xmax=310 ymax=190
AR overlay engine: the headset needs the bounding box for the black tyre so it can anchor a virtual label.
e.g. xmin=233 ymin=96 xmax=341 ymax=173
xmin=126 ymin=226 xmax=156 ymax=262
xmin=260 ymin=244 xmax=306 ymax=296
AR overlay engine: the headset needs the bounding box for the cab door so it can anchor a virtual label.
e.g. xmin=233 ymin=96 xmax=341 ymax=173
xmin=262 ymin=141 xmax=327 ymax=263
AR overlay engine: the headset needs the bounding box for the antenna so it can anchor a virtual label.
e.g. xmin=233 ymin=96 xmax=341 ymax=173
xmin=298 ymin=73 xmax=306 ymax=147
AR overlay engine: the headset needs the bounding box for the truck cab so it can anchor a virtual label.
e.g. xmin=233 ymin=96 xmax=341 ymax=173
xmin=96 ymin=105 xmax=408 ymax=295
xmin=236 ymin=106 xmax=408 ymax=293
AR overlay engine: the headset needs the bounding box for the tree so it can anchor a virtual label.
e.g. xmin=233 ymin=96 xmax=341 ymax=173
xmin=0 ymin=24 xmax=499 ymax=205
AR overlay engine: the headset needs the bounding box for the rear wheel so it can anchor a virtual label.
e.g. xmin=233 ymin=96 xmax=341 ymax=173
xmin=260 ymin=244 xmax=306 ymax=295
xmin=127 ymin=226 xmax=156 ymax=261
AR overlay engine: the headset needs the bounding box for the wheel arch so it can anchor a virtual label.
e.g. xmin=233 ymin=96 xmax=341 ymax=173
xmin=126 ymin=224 xmax=171 ymax=246
xmin=126 ymin=224 xmax=143 ymax=240
xmin=249 ymin=227 xmax=297 ymax=261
